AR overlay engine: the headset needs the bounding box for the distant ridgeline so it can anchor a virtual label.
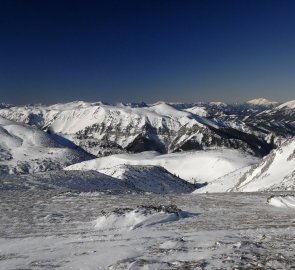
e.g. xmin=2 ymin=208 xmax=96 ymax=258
xmin=0 ymin=99 xmax=294 ymax=159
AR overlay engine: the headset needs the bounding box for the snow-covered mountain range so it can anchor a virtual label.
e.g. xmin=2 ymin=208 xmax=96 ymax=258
xmin=0 ymin=98 xmax=292 ymax=157
xmin=0 ymin=98 xmax=294 ymax=193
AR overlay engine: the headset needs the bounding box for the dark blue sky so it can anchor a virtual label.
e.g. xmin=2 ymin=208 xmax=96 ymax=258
xmin=1 ymin=0 xmax=295 ymax=104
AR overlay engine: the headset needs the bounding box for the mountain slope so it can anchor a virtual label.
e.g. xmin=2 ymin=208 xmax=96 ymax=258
xmin=243 ymin=100 xmax=295 ymax=138
xmin=194 ymin=137 xmax=295 ymax=193
xmin=0 ymin=116 xmax=93 ymax=175
xmin=65 ymin=149 xmax=258 ymax=184
xmin=232 ymin=138 xmax=295 ymax=192
xmin=193 ymin=166 xmax=251 ymax=193
xmin=0 ymin=101 xmax=279 ymax=157
xmin=99 ymin=164 xmax=195 ymax=193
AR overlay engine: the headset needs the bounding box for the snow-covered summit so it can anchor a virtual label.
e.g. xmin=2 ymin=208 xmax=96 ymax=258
xmin=246 ymin=98 xmax=278 ymax=106
xmin=209 ymin=101 xmax=227 ymax=106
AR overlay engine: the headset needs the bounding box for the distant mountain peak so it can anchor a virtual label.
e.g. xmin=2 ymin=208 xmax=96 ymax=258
xmin=0 ymin=103 xmax=14 ymax=109
xmin=246 ymin=98 xmax=278 ymax=106
xmin=209 ymin=101 xmax=227 ymax=106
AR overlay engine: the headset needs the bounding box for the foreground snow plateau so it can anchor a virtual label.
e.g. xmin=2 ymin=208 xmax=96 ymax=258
xmin=1 ymin=191 xmax=295 ymax=269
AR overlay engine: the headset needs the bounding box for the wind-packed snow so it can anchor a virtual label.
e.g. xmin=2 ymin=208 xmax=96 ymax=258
xmin=94 ymin=205 xmax=193 ymax=232
xmin=2 ymin=191 xmax=295 ymax=269
xmin=268 ymin=195 xmax=295 ymax=208
xmin=65 ymin=149 xmax=258 ymax=183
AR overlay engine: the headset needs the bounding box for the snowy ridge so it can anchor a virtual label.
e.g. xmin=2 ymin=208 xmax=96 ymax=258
xmin=254 ymin=100 xmax=295 ymax=126
xmin=0 ymin=100 xmax=284 ymax=157
xmin=65 ymin=149 xmax=258 ymax=184
xmin=0 ymin=116 xmax=92 ymax=175
xmin=185 ymin=106 xmax=208 ymax=117
xmin=233 ymin=138 xmax=295 ymax=192
xmin=194 ymin=138 xmax=295 ymax=193
xmin=276 ymin=100 xmax=295 ymax=110
xmin=193 ymin=166 xmax=251 ymax=193
xmin=98 ymin=164 xmax=194 ymax=194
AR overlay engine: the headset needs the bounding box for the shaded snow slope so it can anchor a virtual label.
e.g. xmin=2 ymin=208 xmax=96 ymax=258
xmin=0 ymin=170 xmax=127 ymax=192
xmin=0 ymin=116 xmax=92 ymax=175
xmin=98 ymin=164 xmax=194 ymax=193
xmin=246 ymin=100 xmax=295 ymax=137
xmin=0 ymin=169 xmax=195 ymax=194
xmin=65 ymin=149 xmax=258 ymax=184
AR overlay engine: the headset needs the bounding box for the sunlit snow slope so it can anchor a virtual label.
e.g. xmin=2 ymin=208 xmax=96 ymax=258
xmin=65 ymin=149 xmax=258 ymax=184
xmin=233 ymin=138 xmax=295 ymax=192
xmin=194 ymin=138 xmax=295 ymax=193
xmin=0 ymin=116 xmax=92 ymax=175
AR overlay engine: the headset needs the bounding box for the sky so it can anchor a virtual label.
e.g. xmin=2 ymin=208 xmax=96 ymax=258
xmin=0 ymin=0 xmax=295 ymax=105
